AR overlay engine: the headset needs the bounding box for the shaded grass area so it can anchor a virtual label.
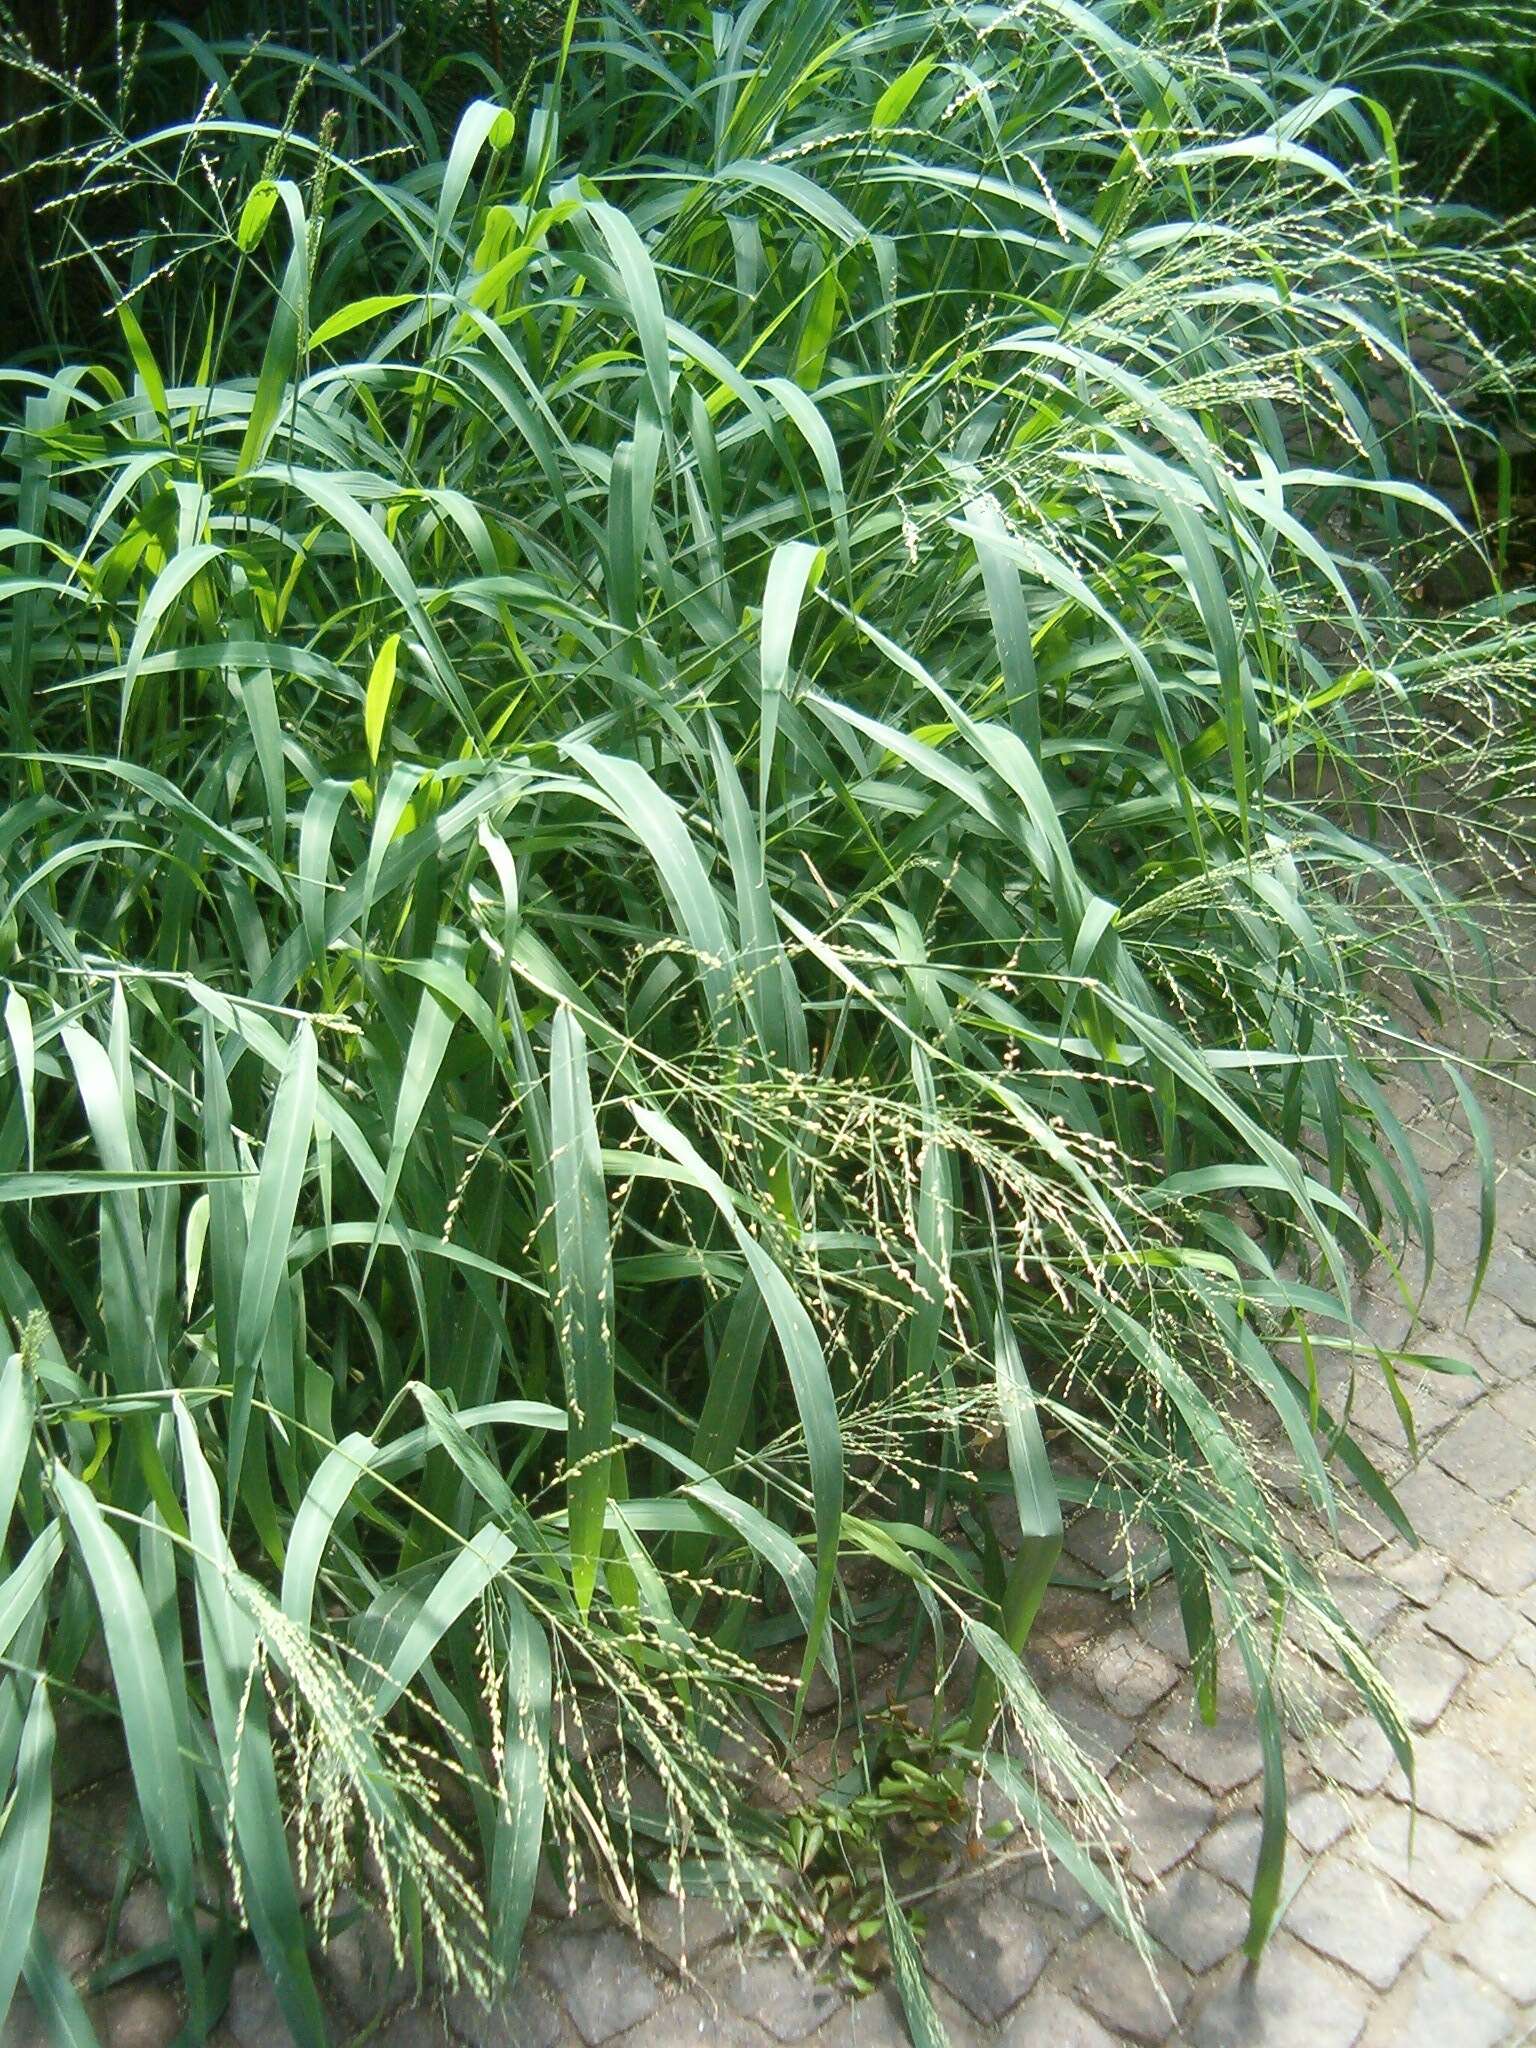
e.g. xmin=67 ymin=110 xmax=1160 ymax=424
xmin=0 ymin=1 xmax=1534 ymax=2039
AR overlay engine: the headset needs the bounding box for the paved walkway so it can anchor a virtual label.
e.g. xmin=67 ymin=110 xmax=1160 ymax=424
xmin=11 ymin=925 xmax=1536 ymax=2048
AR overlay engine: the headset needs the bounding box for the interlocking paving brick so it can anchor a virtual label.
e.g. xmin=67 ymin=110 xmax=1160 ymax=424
xmin=1329 ymin=1568 xmax=1405 ymax=1647
xmin=1498 ymin=1170 xmax=1536 ymax=1258
xmin=1492 ymin=1378 xmax=1536 ymax=1436
xmin=444 ymin=1978 xmax=564 ymax=2048
xmin=1045 ymin=1683 xmax=1137 ymax=1782
xmin=1063 ymin=1507 xmax=1161 ymax=1579
xmin=1128 ymin=1584 xmax=1193 ymax=1668
xmin=1480 ymin=1244 xmax=1536 ymax=1325
xmin=1310 ymin=1713 xmax=1399 ymax=1796
xmin=1116 ymin=1770 xmax=1217 ymax=1883
xmin=1421 ymin=1359 xmax=1488 ymax=1409
xmin=1380 ymin=1543 xmax=1450 ymax=1607
xmin=637 ymin=1889 xmax=737 ymax=1966
xmin=1424 ymin=1580 xmax=1516 ymax=1661
xmin=1391 ymin=1736 xmax=1524 ymax=1841
xmin=1391 ymin=1465 xmax=1493 ymax=1552
xmin=1391 ymin=1955 xmax=1513 ymax=2048
xmin=1286 ymin=1859 xmax=1431 ymax=1990
xmin=711 ymin=1960 xmax=844 ymax=2045
xmin=228 ymin=1962 xmax=306 ymax=2048
xmin=323 ymin=1901 xmax=417 ymax=2023
xmin=1143 ymin=1864 xmax=1250 ymax=1975
xmin=1452 ymin=1885 xmax=1536 ymax=2005
xmin=1017 ymin=1857 xmax=1102 ymax=1934
xmin=1198 ymin=1812 xmax=1271 ymax=1894
xmin=373 ymin=2014 xmax=455 ymax=2048
xmin=1344 ymin=1367 xmax=1456 ymax=1450
xmin=1291 ymin=1790 xmax=1352 ymax=1855
xmin=1067 ymin=1924 xmax=1191 ymax=2044
xmin=1378 ymin=1636 xmax=1467 ymax=1729
xmin=1338 ymin=1503 xmax=1393 ymax=1563
xmin=1464 ymin=1295 xmax=1536 ymax=1380
xmin=1196 ymin=1794 xmax=1345 ymax=1906
xmin=1148 ymin=1703 xmax=1264 ymax=1795
xmin=921 ymin=1886 xmax=1050 ymax=2024
xmin=1358 ymin=1806 xmax=1494 ymax=1920
xmin=1501 ymin=1828 xmax=1536 ymax=1908
xmin=997 ymin=1987 xmax=1119 ymax=2047
xmin=1189 ymin=1941 xmax=1367 ymax=2047
xmin=800 ymin=1985 xmax=919 ymax=2048
xmin=1461 ymin=1517 xmax=1536 ymax=1597
xmin=1087 ymin=1628 xmax=1181 ymax=1719
xmin=539 ymin=1927 xmax=662 ymax=2045
xmin=625 ymin=1994 xmax=775 ymax=2047
xmin=1031 ymin=1585 xmax=1116 ymax=1662
xmin=33 ymin=1891 xmax=102 ymax=1979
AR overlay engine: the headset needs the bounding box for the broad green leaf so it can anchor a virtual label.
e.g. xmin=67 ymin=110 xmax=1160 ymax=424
xmin=873 ymin=56 xmax=937 ymax=130
xmin=229 ymin=1021 xmax=317 ymax=1499
xmin=488 ymin=1586 xmax=551 ymax=1978
xmin=235 ymin=180 xmax=308 ymax=476
xmin=0 ymin=1678 xmax=53 ymax=2027
xmin=365 ymin=632 xmax=402 ymax=767
xmin=550 ymin=1005 xmax=615 ymax=1615
xmin=54 ymin=1468 xmax=205 ymax=2026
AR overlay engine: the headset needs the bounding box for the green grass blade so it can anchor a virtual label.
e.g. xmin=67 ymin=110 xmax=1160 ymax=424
xmin=550 ymin=1005 xmax=616 ymax=1615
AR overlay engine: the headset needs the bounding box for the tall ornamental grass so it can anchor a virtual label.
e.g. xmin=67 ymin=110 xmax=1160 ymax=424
xmin=0 ymin=1 xmax=1531 ymax=2039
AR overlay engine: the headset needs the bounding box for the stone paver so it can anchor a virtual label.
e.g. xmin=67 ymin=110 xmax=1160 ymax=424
xmin=1394 ymin=1734 xmax=1524 ymax=1841
xmin=1141 ymin=1865 xmax=1248 ymax=1975
xmin=1432 ymin=1404 xmax=1534 ymax=1500
xmin=537 ymin=1926 xmax=662 ymax=2045
xmin=1309 ymin=1712 xmax=1399 ymax=1795
xmin=1189 ymin=1940 xmax=1368 ymax=2048
xmin=623 ymin=1993 xmax=772 ymax=2046
xmin=1115 ymin=1770 xmax=1217 ymax=1883
xmin=1017 ymin=1855 xmax=1102 ymax=1934
xmin=1378 ymin=1634 xmax=1467 ymax=1727
xmin=998 ymin=1986 xmax=1117 ymax=2046
xmin=1146 ymin=1704 xmax=1264 ymax=1796
xmin=1452 ymin=1885 xmax=1536 ymax=2004
xmin=1284 ymin=1859 xmax=1432 ymax=1990
xmin=1065 ymin=1925 xmax=1192 ymax=2043
xmin=1381 ymin=1541 xmax=1450 ymax=1606
xmin=1357 ymin=1806 xmax=1494 ymax=1920
xmin=1501 ymin=1827 xmax=1536 ymax=1905
xmin=1424 ymin=1579 xmax=1517 ymax=1660
xmin=444 ymin=1978 xmax=564 ymax=2048
xmin=1387 ymin=1955 xmax=1512 ymax=2048
xmin=1462 ymin=1515 xmax=1536 ymax=1595
xmin=1086 ymin=1630 xmax=1181 ymax=1720
xmin=710 ymin=1958 xmax=843 ymax=2044
xmin=1046 ymin=1684 xmax=1137 ymax=1780
xmin=1391 ymin=1463 xmax=1493 ymax=1551
xmin=922 ymin=1888 xmax=1051 ymax=2024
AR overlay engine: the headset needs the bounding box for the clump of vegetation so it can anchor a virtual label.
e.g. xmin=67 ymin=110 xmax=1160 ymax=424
xmin=0 ymin=0 xmax=1532 ymax=2041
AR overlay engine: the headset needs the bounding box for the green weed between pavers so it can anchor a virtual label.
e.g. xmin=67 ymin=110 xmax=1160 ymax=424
xmin=0 ymin=1 xmax=1533 ymax=2042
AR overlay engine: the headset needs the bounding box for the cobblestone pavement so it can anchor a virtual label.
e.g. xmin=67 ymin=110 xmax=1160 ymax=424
xmin=8 ymin=966 xmax=1536 ymax=2048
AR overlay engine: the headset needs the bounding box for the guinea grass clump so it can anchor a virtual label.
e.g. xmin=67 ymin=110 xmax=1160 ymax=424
xmin=0 ymin=0 xmax=1526 ymax=2038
